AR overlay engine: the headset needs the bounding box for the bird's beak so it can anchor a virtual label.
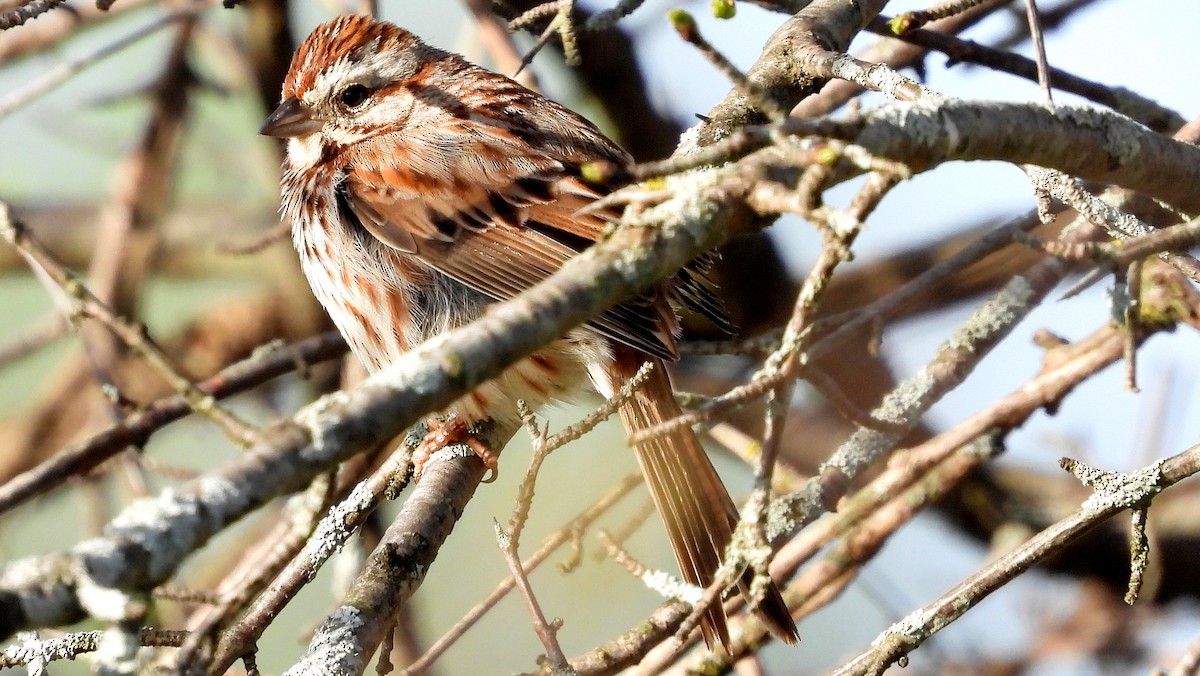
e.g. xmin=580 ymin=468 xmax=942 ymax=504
xmin=260 ymin=96 xmax=323 ymax=138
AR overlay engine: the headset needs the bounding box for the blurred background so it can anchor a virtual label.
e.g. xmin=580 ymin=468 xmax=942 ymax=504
xmin=2 ymin=0 xmax=1200 ymax=673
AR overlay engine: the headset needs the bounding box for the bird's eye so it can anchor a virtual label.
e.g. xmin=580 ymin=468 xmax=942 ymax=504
xmin=340 ymin=84 xmax=370 ymax=109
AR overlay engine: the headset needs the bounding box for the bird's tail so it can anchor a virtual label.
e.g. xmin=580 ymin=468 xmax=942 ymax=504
xmin=598 ymin=347 xmax=799 ymax=650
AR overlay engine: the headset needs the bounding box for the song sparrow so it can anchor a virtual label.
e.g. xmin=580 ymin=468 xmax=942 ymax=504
xmin=262 ymin=14 xmax=797 ymax=649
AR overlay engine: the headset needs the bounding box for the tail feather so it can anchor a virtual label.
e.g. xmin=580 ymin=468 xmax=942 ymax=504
xmin=600 ymin=348 xmax=799 ymax=650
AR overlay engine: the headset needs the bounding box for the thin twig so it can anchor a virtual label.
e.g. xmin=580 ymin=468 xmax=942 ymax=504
xmin=597 ymin=531 xmax=706 ymax=609
xmin=206 ymin=445 xmax=414 ymax=674
xmin=865 ymin=16 xmax=1184 ymax=132
xmin=632 ymin=171 xmax=900 ymax=448
xmin=405 ymin=475 xmax=641 ymax=674
xmin=831 ymin=446 xmax=1181 ymax=675
xmin=493 ymin=367 xmax=653 ymax=670
xmin=668 ymin=9 xmax=788 ymax=121
xmin=887 ymin=0 xmax=996 ymax=33
xmin=1023 ymin=0 xmax=1054 ymax=103
xmin=674 ymin=171 xmax=899 ymax=649
xmin=1025 ymin=167 xmax=1200 ymax=285
xmin=511 ymin=0 xmax=579 ymax=71
xmin=174 ymin=470 xmax=338 ymax=672
xmin=496 ymin=523 xmax=568 ymax=669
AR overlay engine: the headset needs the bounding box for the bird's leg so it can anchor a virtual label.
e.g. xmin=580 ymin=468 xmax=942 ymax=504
xmin=414 ymin=417 xmax=499 ymax=483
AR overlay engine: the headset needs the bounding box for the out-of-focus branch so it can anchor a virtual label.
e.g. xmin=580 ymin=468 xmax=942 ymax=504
xmin=241 ymin=0 xmax=292 ymax=118
xmin=0 ymin=283 xmax=329 ymax=487
xmin=0 ymin=314 xmax=68 ymax=369
xmin=1168 ymin=628 xmax=1200 ymax=676
xmin=0 ymin=0 xmax=152 ymax=60
xmin=0 ymin=7 xmax=201 ymax=118
xmin=0 ymin=205 xmax=297 ymax=276
xmin=464 ymin=0 xmax=538 ymax=88
xmin=0 ymin=205 xmax=260 ymax=446
xmin=0 ymin=331 xmax=346 ymax=515
xmin=82 ymin=13 xmax=198 ymax=402
xmin=988 ymin=0 xmax=1103 ymax=53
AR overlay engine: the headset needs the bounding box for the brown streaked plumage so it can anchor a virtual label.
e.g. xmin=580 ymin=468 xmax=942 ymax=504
xmin=264 ymin=14 xmax=798 ymax=649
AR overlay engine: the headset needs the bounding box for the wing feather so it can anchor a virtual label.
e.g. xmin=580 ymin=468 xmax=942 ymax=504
xmin=339 ymin=91 xmax=729 ymax=359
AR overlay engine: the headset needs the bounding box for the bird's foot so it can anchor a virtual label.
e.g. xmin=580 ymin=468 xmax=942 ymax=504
xmin=413 ymin=418 xmax=498 ymax=483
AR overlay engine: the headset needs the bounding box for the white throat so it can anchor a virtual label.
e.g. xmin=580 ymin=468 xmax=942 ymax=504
xmin=287 ymin=134 xmax=324 ymax=170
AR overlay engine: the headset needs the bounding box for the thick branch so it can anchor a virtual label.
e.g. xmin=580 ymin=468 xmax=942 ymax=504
xmin=688 ymin=102 xmax=1200 ymax=214
xmin=0 ymin=168 xmax=757 ymax=637
xmin=282 ymin=433 xmax=501 ymax=675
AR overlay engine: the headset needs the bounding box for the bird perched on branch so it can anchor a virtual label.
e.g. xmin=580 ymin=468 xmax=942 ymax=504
xmin=262 ymin=14 xmax=798 ymax=649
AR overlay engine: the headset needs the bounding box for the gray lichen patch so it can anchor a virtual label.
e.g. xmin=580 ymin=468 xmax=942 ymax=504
xmin=1057 ymin=104 xmax=1144 ymax=170
xmin=306 ymin=480 xmax=376 ymax=573
xmin=946 ymin=276 xmax=1035 ymax=350
xmin=282 ymin=605 xmax=365 ymax=676
xmin=640 ymin=569 xmax=702 ymax=605
xmin=634 ymin=167 xmax=726 ymax=245
xmin=1080 ymin=459 xmax=1165 ymax=512
xmin=0 ymin=555 xmax=79 ymax=627
xmin=294 ymin=390 xmax=355 ymax=462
